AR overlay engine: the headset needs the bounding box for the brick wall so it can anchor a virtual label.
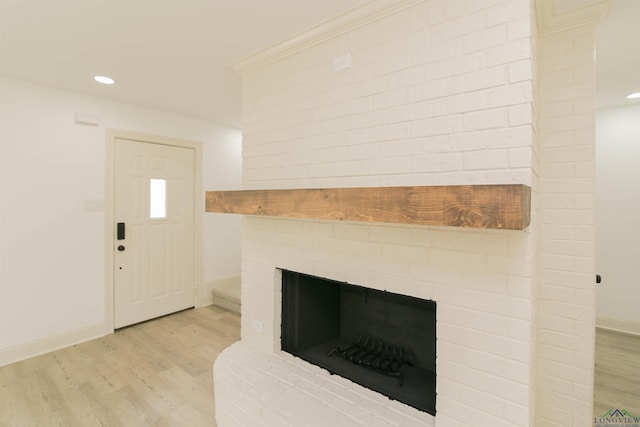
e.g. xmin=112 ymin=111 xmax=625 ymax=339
xmin=239 ymin=218 xmax=536 ymax=426
xmin=213 ymin=1 xmax=603 ymax=425
xmin=536 ymin=22 xmax=597 ymax=427
xmin=242 ymin=0 xmax=534 ymax=190
xmin=229 ymin=1 xmax=541 ymax=426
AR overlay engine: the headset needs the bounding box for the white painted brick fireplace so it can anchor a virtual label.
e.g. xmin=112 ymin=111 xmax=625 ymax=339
xmin=213 ymin=0 xmax=603 ymax=425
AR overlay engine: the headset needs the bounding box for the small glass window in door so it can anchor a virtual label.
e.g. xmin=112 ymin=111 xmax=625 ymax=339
xmin=149 ymin=178 xmax=167 ymax=218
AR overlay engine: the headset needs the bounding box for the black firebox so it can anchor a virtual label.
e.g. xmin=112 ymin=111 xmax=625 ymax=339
xmin=281 ymin=270 xmax=436 ymax=415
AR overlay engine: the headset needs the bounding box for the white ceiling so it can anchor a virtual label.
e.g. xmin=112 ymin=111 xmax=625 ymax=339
xmin=0 ymin=0 xmax=637 ymax=129
xmin=0 ymin=0 xmax=368 ymax=128
xmin=595 ymin=0 xmax=640 ymax=109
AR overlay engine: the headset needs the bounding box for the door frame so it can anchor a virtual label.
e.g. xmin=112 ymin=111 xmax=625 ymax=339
xmin=104 ymin=129 xmax=203 ymax=334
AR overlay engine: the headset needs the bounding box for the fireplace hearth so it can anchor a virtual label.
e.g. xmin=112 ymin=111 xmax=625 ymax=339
xmin=281 ymin=270 xmax=437 ymax=415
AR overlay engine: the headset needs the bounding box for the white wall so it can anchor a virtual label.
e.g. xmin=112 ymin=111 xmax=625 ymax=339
xmin=0 ymin=77 xmax=242 ymax=364
xmin=596 ymin=104 xmax=640 ymax=333
xmin=202 ymin=118 xmax=243 ymax=302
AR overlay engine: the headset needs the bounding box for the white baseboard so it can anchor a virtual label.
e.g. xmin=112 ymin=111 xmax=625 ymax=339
xmin=596 ymin=315 xmax=640 ymax=336
xmin=0 ymin=323 xmax=105 ymax=367
xmin=199 ymin=275 xmax=241 ymax=307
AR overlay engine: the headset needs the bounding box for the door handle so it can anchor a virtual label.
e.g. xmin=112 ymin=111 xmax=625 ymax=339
xmin=117 ymin=245 xmax=126 ymax=252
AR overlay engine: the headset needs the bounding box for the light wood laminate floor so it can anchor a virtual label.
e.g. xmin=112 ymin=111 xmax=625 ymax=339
xmin=0 ymin=305 xmax=240 ymax=427
xmin=2 ymin=309 xmax=638 ymax=425
xmin=594 ymin=328 xmax=640 ymax=417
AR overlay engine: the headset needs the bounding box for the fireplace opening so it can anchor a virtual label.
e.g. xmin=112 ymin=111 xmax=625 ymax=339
xmin=281 ymin=270 xmax=436 ymax=415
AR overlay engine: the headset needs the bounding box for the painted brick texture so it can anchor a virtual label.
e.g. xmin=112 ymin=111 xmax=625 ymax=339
xmin=215 ymin=342 xmax=436 ymax=427
xmin=237 ymin=217 xmax=535 ymax=426
xmin=536 ymin=23 xmax=597 ymax=427
xmin=213 ymin=1 xmax=560 ymax=426
xmin=242 ymin=0 xmax=534 ymax=190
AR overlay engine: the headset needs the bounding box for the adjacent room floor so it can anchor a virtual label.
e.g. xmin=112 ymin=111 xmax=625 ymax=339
xmin=593 ymin=328 xmax=640 ymax=417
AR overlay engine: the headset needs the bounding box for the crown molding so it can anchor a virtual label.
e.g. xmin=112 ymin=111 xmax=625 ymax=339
xmin=231 ymin=0 xmax=424 ymax=76
xmin=536 ymin=0 xmax=610 ymax=35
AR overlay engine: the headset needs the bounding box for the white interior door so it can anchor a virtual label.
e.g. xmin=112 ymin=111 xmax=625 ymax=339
xmin=114 ymin=138 xmax=196 ymax=329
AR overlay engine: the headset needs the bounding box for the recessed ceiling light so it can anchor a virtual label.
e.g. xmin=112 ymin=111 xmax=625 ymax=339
xmin=627 ymin=92 xmax=640 ymax=99
xmin=94 ymin=75 xmax=115 ymax=85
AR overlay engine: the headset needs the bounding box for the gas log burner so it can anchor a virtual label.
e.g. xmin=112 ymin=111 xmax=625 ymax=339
xmin=281 ymin=270 xmax=436 ymax=415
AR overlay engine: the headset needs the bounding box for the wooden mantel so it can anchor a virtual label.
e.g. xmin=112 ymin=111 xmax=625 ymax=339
xmin=205 ymin=184 xmax=531 ymax=230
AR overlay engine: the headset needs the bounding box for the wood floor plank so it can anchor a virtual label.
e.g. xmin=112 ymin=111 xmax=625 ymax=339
xmin=0 ymin=365 xmax=32 ymax=427
xmin=3 ymin=306 xmax=637 ymax=425
xmin=0 ymin=305 xmax=240 ymax=426
xmin=594 ymin=328 xmax=640 ymax=417
xmin=19 ymin=368 xmax=82 ymax=426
